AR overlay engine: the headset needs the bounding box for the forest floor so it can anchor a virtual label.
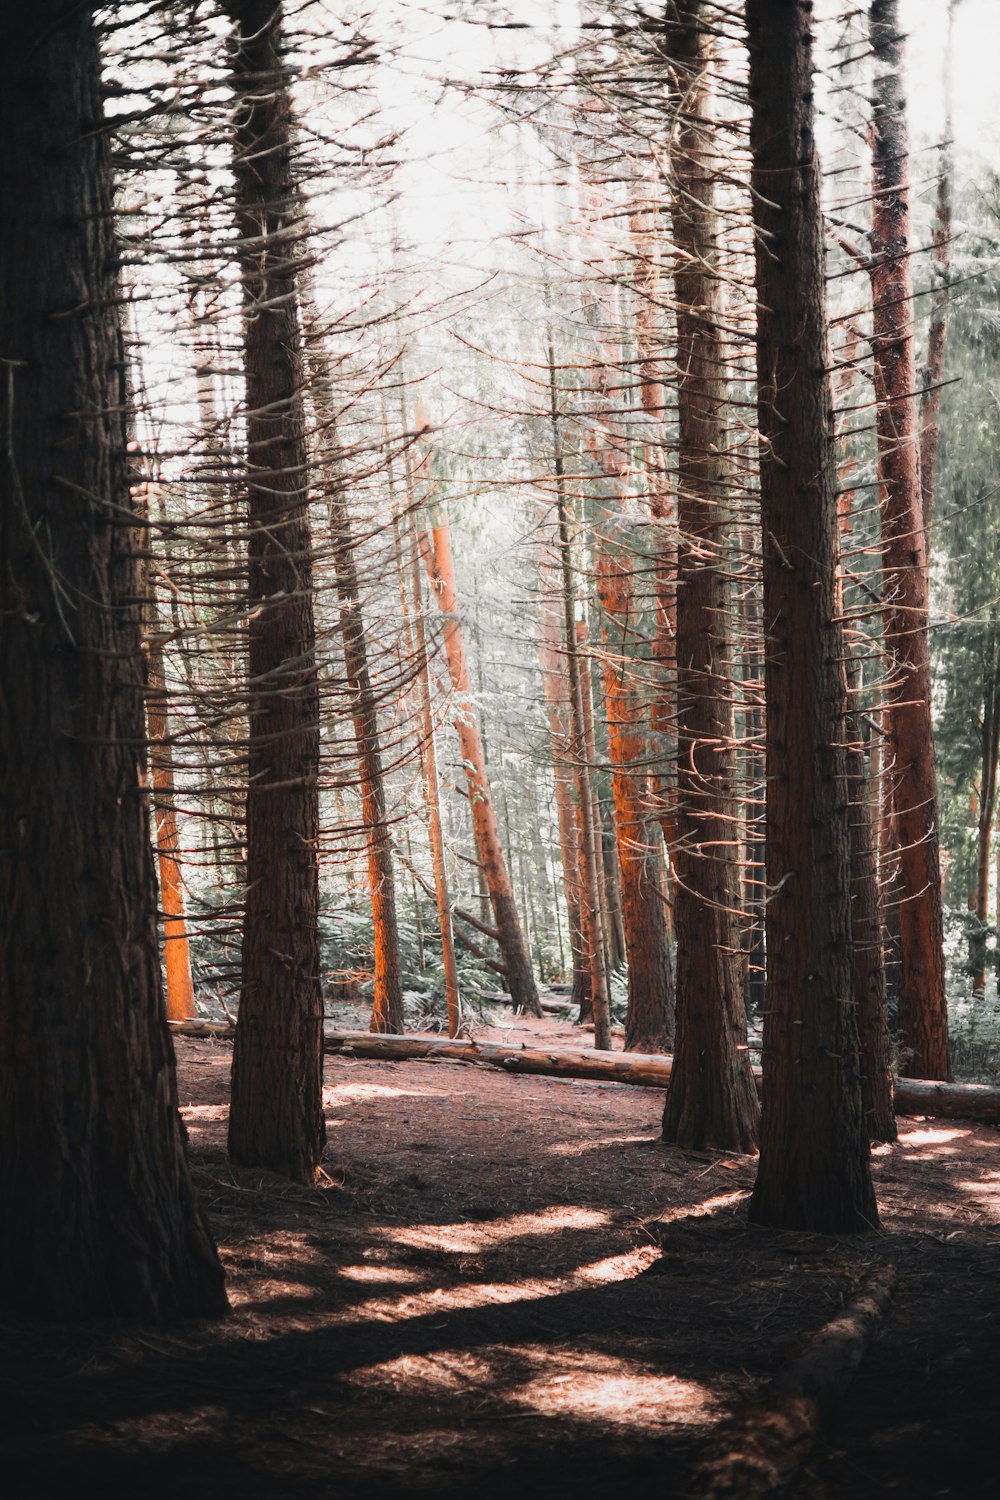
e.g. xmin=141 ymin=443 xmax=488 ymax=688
xmin=3 ymin=1005 xmax=999 ymax=1499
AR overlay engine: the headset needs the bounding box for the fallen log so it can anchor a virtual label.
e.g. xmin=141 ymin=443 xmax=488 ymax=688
xmin=892 ymin=1075 xmax=1000 ymax=1123
xmin=684 ymin=1265 xmax=897 ymax=1498
xmin=166 ymin=1022 xmax=1000 ymax=1124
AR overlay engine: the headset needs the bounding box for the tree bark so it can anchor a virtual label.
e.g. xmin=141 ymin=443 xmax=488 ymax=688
xmin=0 ymin=2 xmax=226 ymax=1319
xmin=661 ymin=3 xmax=758 ymax=1152
xmin=416 ymin=446 xmax=541 ymax=1017
xmin=869 ymin=0 xmax=950 ymax=1080
xmin=746 ymin=0 xmax=878 ymax=1233
xmin=596 ymin=546 xmax=675 ymax=1052
xmin=833 ymin=331 xmax=895 ymax=1143
xmin=846 ymin=687 xmax=897 ymax=1142
xmin=224 ymin=0 xmax=326 ymax=1183
xmin=407 ymin=511 xmax=462 ymax=1035
xmin=536 ymin=515 xmax=590 ymax=1009
xmin=299 ymin=278 xmax=404 ymax=1034
xmin=918 ymin=0 xmax=957 ymax=534
xmin=972 ymin=623 xmax=1000 ymax=997
xmin=146 ymin=621 xmax=198 ymax=1023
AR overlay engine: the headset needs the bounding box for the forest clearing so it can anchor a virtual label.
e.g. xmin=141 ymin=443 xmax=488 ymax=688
xmin=5 ymin=0 xmax=1000 ymax=1494
xmin=3 ymin=1012 xmax=999 ymax=1497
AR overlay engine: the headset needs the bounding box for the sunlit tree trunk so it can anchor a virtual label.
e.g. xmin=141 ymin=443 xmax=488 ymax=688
xmin=580 ymin=633 xmax=620 ymax=987
xmin=146 ymin=622 xmax=197 ymax=1022
xmin=631 ymin=215 xmax=678 ymax=860
xmin=224 ymin=0 xmax=325 ymax=1183
xmin=0 ymin=1 xmax=227 ymax=1318
xmin=596 ymin=548 xmax=675 ymax=1052
xmin=416 ymin=447 xmax=541 ymax=1018
xmin=661 ymin=1 xmax=758 ymax=1151
xmin=746 ymin=0 xmax=878 ymax=1233
xmin=869 ymin=0 xmax=950 ymax=1080
xmin=407 ymin=512 xmax=462 ymax=1036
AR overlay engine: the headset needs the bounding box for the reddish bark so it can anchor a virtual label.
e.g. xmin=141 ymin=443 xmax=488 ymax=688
xmin=146 ymin=627 xmax=197 ymax=1023
xmin=660 ymin=3 xmax=758 ymax=1151
xmin=224 ymin=0 xmax=325 ymax=1182
xmin=630 ymin=187 xmax=678 ymax=862
xmin=408 ymin=513 xmax=461 ymax=1036
xmin=596 ymin=549 xmax=675 ymax=1053
xmin=869 ymin=0 xmax=950 ymax=1080
xmin=419 ymin=489 xmax=541 ymax=1018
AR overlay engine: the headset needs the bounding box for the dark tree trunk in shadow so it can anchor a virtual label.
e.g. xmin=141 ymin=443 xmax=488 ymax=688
xmin=224 ymin=0 xmax=325 ymax=1183
xmin=0 ymin=3 xmax=227 ymax=1319
xmin=746 ymin=0 xmax=878 ymax=1232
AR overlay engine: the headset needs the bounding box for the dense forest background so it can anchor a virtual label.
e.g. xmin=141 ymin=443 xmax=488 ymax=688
xmin=5 ymin=0 xmax=1000 ymax=1306
xmin=109 ymin=0 xmax=1000 ymax=1065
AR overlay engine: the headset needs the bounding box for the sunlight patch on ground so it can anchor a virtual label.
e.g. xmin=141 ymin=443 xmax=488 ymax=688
xmin=349 ymin=1344 xmax=722 ymax=1434
xmin=223 ymin=1278 xmax=320 ymax=1308
xmin=339 ymin=1263 xmax=430 ymax=1285
xmin=897 ymin=1127 xmax=969 ymax=1150
xmin=545 ymin=1134 xmax=659 ymax=1155
xmin=338 ymin=1243 xmax=660 ymax=1326
xmin=385 ymin=1205 xmax=612 ymax=1255
xmin=349 ymin=1349 xmax=496 ymax=1395
xmin=323 ymin=1082 xmax=444 ymax=1104
xmin=955 ymin=1167 xmax=1000 ymax=1215
xmin=179 ymin=1104 xmax=228 ymax=1121
xmin=649 ymin=1190 xmax=749 ymax=1224
xmin=509 ymin=1348 xmax=723 ymax=1431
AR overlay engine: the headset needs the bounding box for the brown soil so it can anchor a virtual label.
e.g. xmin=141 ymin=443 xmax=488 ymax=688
xmin=2 ymin=1008 xmax=998 ymax=1498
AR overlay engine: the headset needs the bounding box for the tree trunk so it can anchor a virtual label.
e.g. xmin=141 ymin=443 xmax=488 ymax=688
xmin=416 ymin=446 xmax=541 ymax=1017
xmin=581 ymin=637 xmax=620 ymax=989
xmin=973 ymin=624 xmax=1000 ymax=998
xmin=546 ymin=346 xmax=613 ymax=1045
xmin=833 ymin=325 xmax=895 ymax=1143
xmin=146 ymin=622 xmax=198 ymax=1023
xmin=869 ymin=0 xmax=950 ymax=1080
xmin=0 ymin=2 xmax=226 ymax=1319
xmin=746 ymin=0 xmax=878 ymax=1233
xmin=224 ymin=0 xmax=325 ymax=1183
xmin=408 ymin=512 xmax=462 ymax=1035
xmin=596 ymin=547 xmax=675 ymax=1053
xmin=536 ymin=516 xmax=590 ymax=1009
xmin=846 ymin=683 xmax=897 ymax=1142
xmin=918 ymin=0 xmax=957 ymax=534
xmin=299 ymin=279 xmax=404 ymax=1034
xmin=660 ymin=2 xmax=758 ymax=1152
